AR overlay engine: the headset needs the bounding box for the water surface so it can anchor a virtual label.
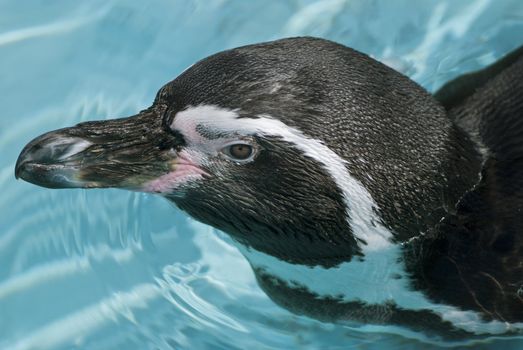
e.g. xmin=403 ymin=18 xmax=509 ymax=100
xmin=1 ymin=1 xmax=523 ymax=349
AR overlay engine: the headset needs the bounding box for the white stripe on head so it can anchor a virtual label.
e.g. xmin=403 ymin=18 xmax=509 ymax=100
xmin=173 ymin=105 xmax=393 ymax=252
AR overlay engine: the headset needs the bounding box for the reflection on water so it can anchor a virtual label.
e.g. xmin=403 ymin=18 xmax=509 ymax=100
xmin=1 ymin=0 xmax=523 ymax=349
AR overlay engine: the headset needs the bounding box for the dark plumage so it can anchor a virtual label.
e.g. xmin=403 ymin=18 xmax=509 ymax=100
xmin=15 ymin=37 xmax=523 ymax=337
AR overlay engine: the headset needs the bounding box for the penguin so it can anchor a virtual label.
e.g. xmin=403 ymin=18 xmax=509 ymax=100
xmin=14 ymin=37 xmax=523 ymax=338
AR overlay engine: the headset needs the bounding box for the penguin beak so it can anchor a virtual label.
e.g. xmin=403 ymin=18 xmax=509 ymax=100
xmin=15 ymin=108 xmax=184 ymax=190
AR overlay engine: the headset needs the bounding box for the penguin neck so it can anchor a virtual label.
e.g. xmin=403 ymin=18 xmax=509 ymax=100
xmin=235 ymin=240 xmax=415 ymax=305
xmin=351 ymin=123 xmax=482 ymax=243
xmin=230 ymin=226 xmax=361 ymax=268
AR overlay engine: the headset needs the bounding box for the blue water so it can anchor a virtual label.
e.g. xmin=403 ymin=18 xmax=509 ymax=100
xmin=1 ymin=1 xmax=523 ymax=349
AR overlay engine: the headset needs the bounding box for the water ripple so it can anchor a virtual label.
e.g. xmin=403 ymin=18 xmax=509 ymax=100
xmin=2 ymin=1 xmax=523 ymax=349
xmin=0 ymin=6 xmax=109 ymax=47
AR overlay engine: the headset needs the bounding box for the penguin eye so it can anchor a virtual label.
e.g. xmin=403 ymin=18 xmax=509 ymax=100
xmin=222 ymin=143 xmax=254 ymax=161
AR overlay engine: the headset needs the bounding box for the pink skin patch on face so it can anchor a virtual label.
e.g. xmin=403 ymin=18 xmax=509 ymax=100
xmin=142 ymin=150 xmax=208 ymax=194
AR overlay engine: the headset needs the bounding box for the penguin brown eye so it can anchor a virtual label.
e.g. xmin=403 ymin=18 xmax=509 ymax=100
xmin=223 ymin=143 xmax=253 ymax=161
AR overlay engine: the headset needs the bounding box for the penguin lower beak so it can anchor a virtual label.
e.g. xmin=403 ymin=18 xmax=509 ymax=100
xmin=15 ymin=107 xmax=184 ymax=190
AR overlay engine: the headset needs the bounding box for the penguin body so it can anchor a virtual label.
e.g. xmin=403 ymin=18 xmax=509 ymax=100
xmin=15 ymin=37 xmax=523 ymax=337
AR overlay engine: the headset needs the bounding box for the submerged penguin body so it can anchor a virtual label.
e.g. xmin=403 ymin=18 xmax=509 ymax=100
xmin=15 ymin=37 xmax=523 ymax=337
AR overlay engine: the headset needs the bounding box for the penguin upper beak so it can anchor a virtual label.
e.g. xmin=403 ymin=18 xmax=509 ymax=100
xmin=15 ymin=107 xmax=184 ymax=190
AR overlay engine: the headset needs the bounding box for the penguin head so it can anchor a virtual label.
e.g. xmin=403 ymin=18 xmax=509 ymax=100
xmin=158 ymin=105 xmax=358 ymax=266
xmin=15 ymin=37 xmax=450 ymax=265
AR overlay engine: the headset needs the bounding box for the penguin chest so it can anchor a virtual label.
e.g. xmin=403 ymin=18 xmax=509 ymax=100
xmin=236 ymin=243 xmax=523 ymax=336
xmin=238 ymin=243 xmax=416 ymax=306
